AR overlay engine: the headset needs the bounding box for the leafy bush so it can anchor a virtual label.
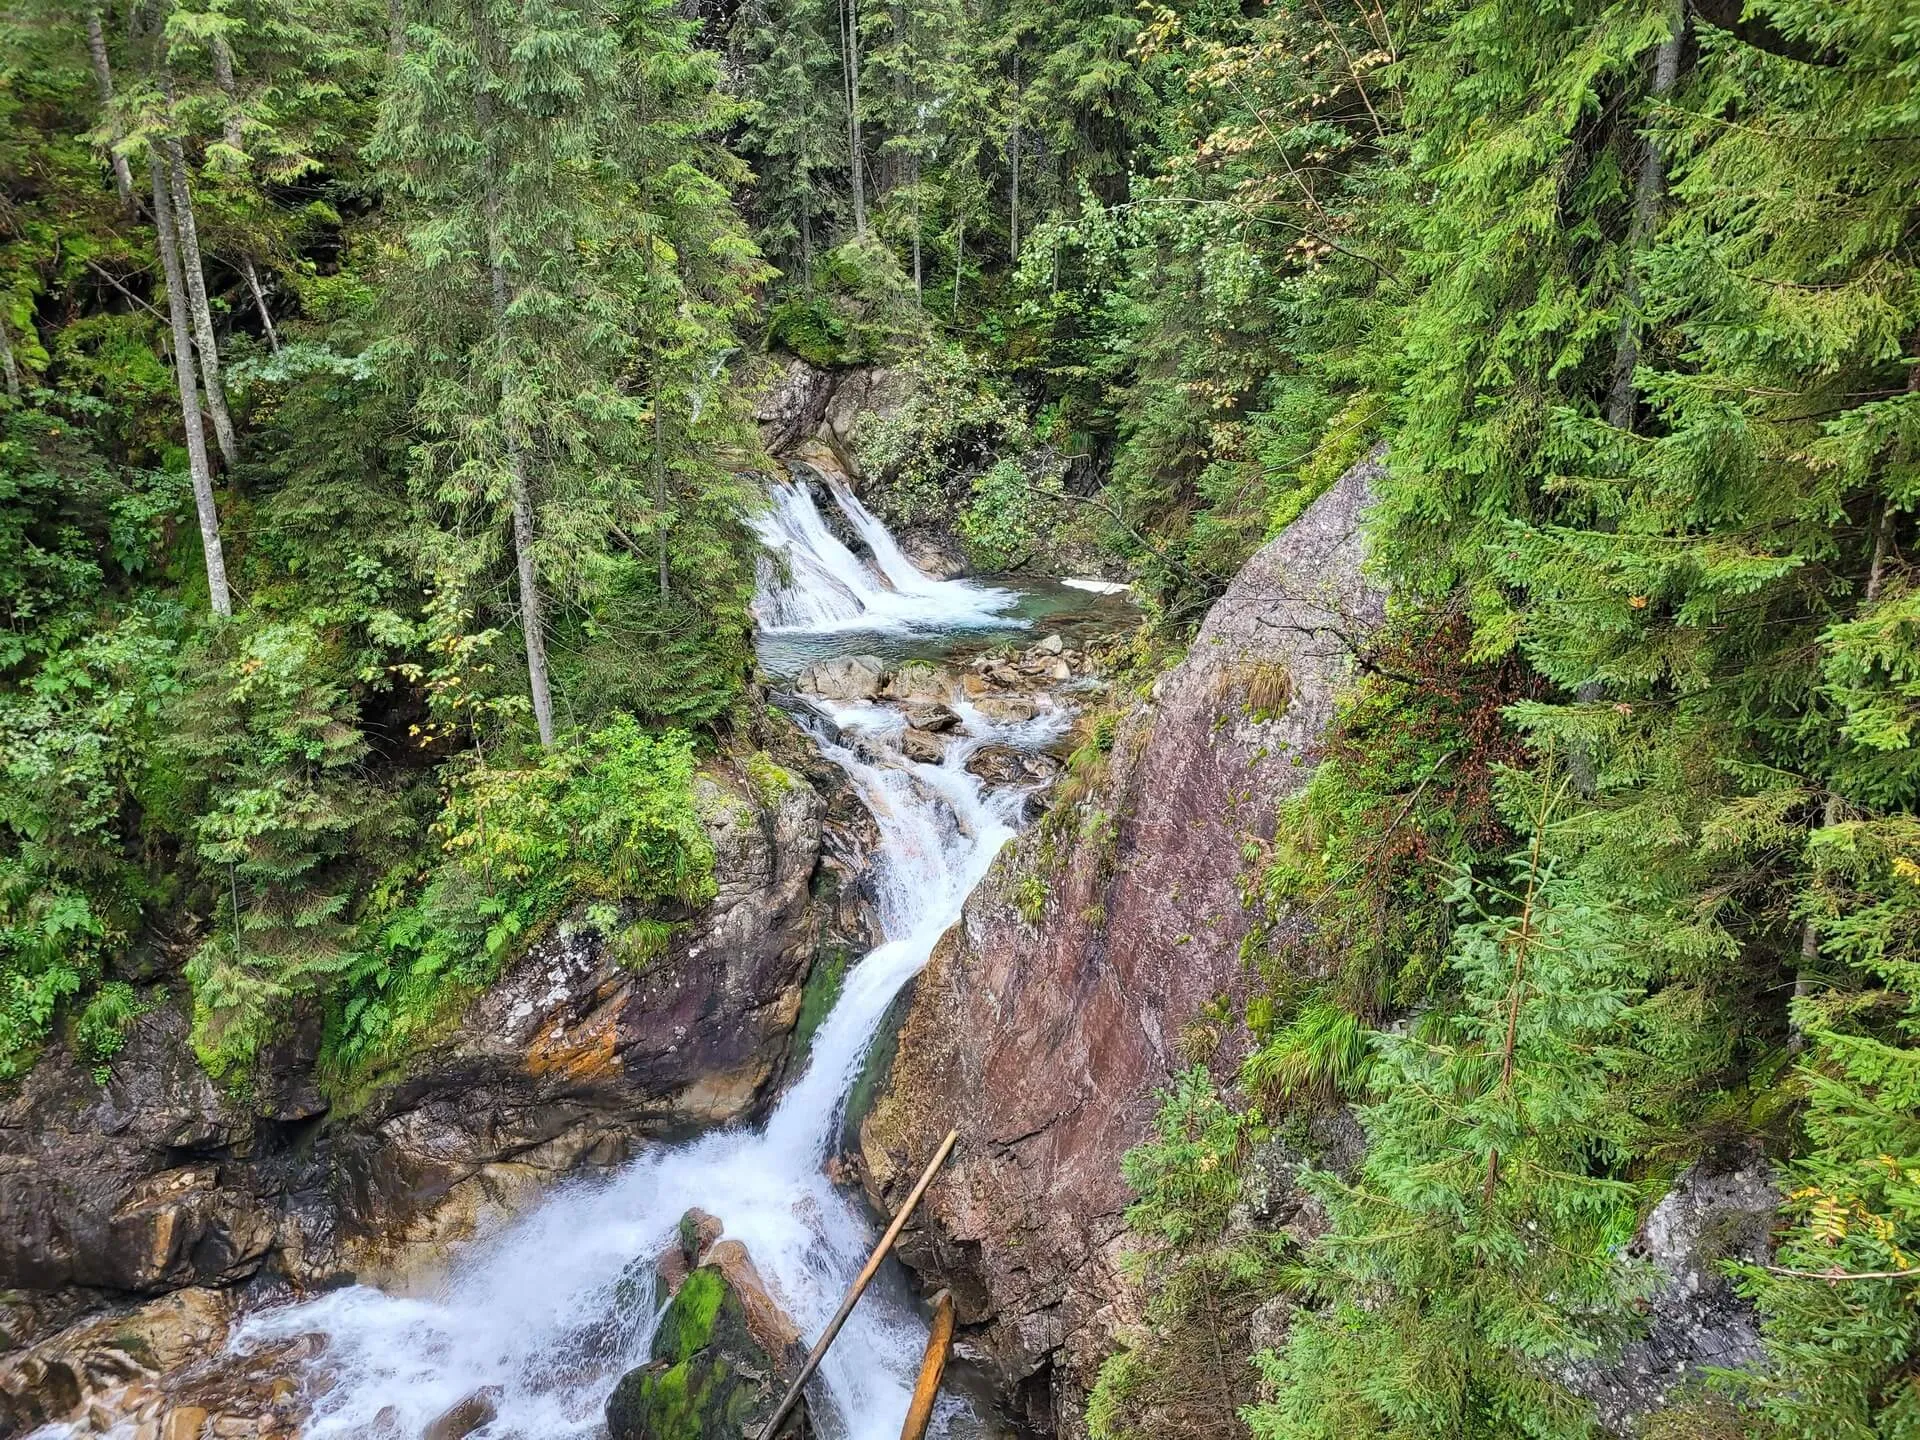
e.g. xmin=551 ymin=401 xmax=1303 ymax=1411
xmin=328 ymin=717 xmax=715 ymax=1071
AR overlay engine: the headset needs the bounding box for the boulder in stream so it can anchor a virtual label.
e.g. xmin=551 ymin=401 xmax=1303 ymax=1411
xmin=606 ymin=1222 xmax=809 ymax=1440
xmin=798 ymin=655 xmax=887 ymax=702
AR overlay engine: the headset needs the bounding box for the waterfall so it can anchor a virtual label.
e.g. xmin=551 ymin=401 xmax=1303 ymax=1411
xmin=212 ymin=484 xmax=1064 ymax=1440
xmin=751 ymin=466 xmax=1016 ymax=634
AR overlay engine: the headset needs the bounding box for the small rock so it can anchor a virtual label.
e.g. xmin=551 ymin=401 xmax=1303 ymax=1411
xmin=961 ymin=672 xmax=992 ymax=698
xmin=1248 ymin=1295 xmax=1295 ymax=1356
xmin=965 ymin=747 xmax=1028 ymax=787
xmin=882 ymin=660 xmax=952 ymax=702
xmin=422 ymin=1386 xmax=502 ymax=1440
xmin=901 ymin=730 xmax=950 ymax=765
xmin=971 ymin=696 xmax=1035 ymax=726
xmin=1049 ymin=659 xmax=1071 ymax=681
xmin=798 ymin=655 xmax=887 ymax=701
xmin=162 ymin=1408 xmax=209 ymax=1440
xmin=904 ymin=702 xmax=959 ymax=732
xmin=1034 ymin=633 xmax=1064 ymax=655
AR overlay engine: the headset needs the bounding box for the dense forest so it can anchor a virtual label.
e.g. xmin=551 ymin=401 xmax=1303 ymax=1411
xmin=1 ymin=0 xmax=1916 ymax=1431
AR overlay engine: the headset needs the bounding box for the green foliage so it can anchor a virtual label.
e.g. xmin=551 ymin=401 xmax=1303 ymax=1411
xmin=1251 ymin=787 xmax=1658 ymax=1440
xmin=329 ymin=717 xmax=714 ymax=1069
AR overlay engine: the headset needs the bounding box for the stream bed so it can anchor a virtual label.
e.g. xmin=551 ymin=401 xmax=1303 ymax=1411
xmin=32 ymin=475 xmax=1129 ymax=1440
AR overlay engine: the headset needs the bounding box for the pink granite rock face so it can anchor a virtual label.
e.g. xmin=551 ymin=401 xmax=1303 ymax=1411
xmin=858 ymin=453 xmax=1386 ymax=1434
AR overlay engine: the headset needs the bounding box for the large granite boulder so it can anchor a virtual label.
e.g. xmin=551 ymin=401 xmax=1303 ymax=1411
xmin=606 ymin=1221 xmax=809 ymax=1440
xmin=857 ymin=453 xmax=1387 ymax=1432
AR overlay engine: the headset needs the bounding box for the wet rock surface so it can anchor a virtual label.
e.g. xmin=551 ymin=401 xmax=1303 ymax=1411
xmin=1563 ymin=1156 xmax=1778 ymax=1432
xmin=605 ymin=1220 xmax=809 ymax=1440
xmin=0 ymin=740 xmax=842 ymax=1433
xmin=857 ymin=455 xmax=1387 ymax=1433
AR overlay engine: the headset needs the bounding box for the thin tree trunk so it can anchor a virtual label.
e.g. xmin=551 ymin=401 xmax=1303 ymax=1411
xmin=388 ymin=0 xmax=407 ymax=62
xmin=653 ymin=370 xmax=670 ymax=601
xmin=210 ymin=37 xmax=245 ymax=151
xmin=0 ymin=320 xmax=21 ymax=400
xmin=242 ymin=257 xmax=281 ymax=353
xmin=490 ymin=250 xmax=555 ymax=747
xmin=1009 ymin=53 xmax=1021 ymax=262
xmin=1607 ymin=0 xmax=1684 ymax=431
xmin=911 ymin=153 xmax=923 ymax=300
xmin=473 ymin=10 xmax=555 ymax=747
xmin=952 ymin=219 xmax=964 ymax=319
xmin=164 ymin=134 xmax=240 ymax=466
xmin=1791 ymin=496 xmax=1897 ymax=1046
xmin=84 ymin=9 xmax=138 ymax=214
xmin=1574 ymin=0 xmax=1685 ymax=796
xmin=843 ymin=0 xmax=865 ymax=238
xmin=150 ymin=153 xmax=231 ymax=616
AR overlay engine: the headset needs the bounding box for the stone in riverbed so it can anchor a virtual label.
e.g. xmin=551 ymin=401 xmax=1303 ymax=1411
xmin=882 ymin=661 xmax=952 ymax=702
xmin=903 ymin=702 xmax=959 ymax=732
xmin=970 ymin=696 xmax=1035 ymax=726
xmin=797 ymin=655 xmax=887 ymax=701
xmin=422 ymin=1385 xmax=502 ymax=1440
xmin=901 ymin=730 xmax=950 ymax=765
xmin=1033 ymin=633 xmax=1064 ymax=655
xmin=605 ymin=1236 xmax=808 ymax=1440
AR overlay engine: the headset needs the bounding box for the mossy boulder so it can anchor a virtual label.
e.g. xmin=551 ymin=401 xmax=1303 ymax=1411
xmin=605 ymin=1228 xmax=809 ymax=1440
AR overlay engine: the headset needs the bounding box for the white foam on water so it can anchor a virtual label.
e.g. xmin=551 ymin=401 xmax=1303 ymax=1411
xmin=180 ymin=480 xmax=1058 ymax=1440
xmin=750 ymin=468 xmax=1017 ymax=636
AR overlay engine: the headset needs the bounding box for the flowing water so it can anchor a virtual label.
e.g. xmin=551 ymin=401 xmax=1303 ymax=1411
xmin=187 ymin=474 xmax=1081 ymax=1440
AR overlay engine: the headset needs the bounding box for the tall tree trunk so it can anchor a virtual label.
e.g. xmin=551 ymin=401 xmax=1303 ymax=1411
xmin=1573 ymin=0 xmax=1686 ymax=796
xmin=911 ymin=152 xmax=923 ymax=300
xmin=0 ymin=320 xmax=21 ymax=400
xmin=388 ymin=0 xmax=407 ymax=62
xmin=1607 ymin=0 xmax=1684 ymax=430
xmin=164 ymin=134 xmax=239 ymax=466
xmin=952 ymin=219 xmax=964 ymax=318
xmin=84 ymin=9 xmax=138 ymax=214
xmin=653 ymin=371 xmax=670 ymax=601
xmin=242 ymin=257 xmax=281 ymax=353
xmin=472 ymin=9 xmax=555 ymax=747
xmin=1008 ymin=52 xmax=1021 ymax=262
xmin=210 ymin=37 xmax=245 ymax=151
xmin=150 ymin=153 xmax=232 ymax=617
xmin=489 ymin=250 xmax=556 ymax=747
xmin=1792 ymin=496 xmax=1898 ymax=1046
xmin=843 ymin=0 xmax=866 ymax=238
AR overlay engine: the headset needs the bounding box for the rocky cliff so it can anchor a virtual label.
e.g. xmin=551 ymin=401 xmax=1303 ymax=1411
xmin=856 ymin=455 xmax=1386 ymax=1432
xmin=0 ymin=741 xmax=851 ymax=1434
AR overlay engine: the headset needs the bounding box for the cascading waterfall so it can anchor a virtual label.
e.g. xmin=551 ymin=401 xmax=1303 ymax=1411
xmin=751 ymin=466 xmax=1016 ymax=634
xmin=208 ymin=480 xmax=1065 ymax=1440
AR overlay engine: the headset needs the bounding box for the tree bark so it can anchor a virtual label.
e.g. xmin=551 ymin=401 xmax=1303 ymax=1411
xmin=210 ymin=37 xmax=245 ymax=151
xmin=1008 ymin=52 xmax=1021 ymax=263
xmin=164 ymin=134 xmax=240 ymax=466
xmin=843 ymin=0 xmax=866 ymax=238
xmin=1607 ymin=0 xmax=1684 ymax=431
xmin=653 ymin=369 xmax=670 ymax=601
xmin=388 ymin=0 xmax=407 ymax=62
xmin=0 ymin=319 xmax=21 ymax=400
xmin=84 ymin=9 xmax=139 ymax=214
xmin=242 ymin=257 xmax=281 ymax=353
xmin=491 ymin=251 xmax=556 ymax=747
xmin=150 ymin=153 xmax=232 ymax=617
xmin=911 ymin=152 xmax=923 ymax=300
xmin=473 ymin=8 xmax=555 ymax=747
xmin=952 ymin=219 xmax=964 ymax=318
xmin=1791 ymin=497 xmax=1897 ymax=1045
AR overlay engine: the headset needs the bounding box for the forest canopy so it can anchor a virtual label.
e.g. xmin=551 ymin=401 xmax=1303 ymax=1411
xmin=1 ymin=0 xmax=1916 ymax=1432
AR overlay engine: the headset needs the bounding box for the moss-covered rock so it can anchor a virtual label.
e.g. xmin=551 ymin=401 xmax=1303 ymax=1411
xmin=605 ymin=1233 xmax=809 ymax=1440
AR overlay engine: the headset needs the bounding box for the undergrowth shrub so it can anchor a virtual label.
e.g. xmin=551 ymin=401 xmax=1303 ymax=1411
xmin=327 ymin=717 xmax=715 ymax=1076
